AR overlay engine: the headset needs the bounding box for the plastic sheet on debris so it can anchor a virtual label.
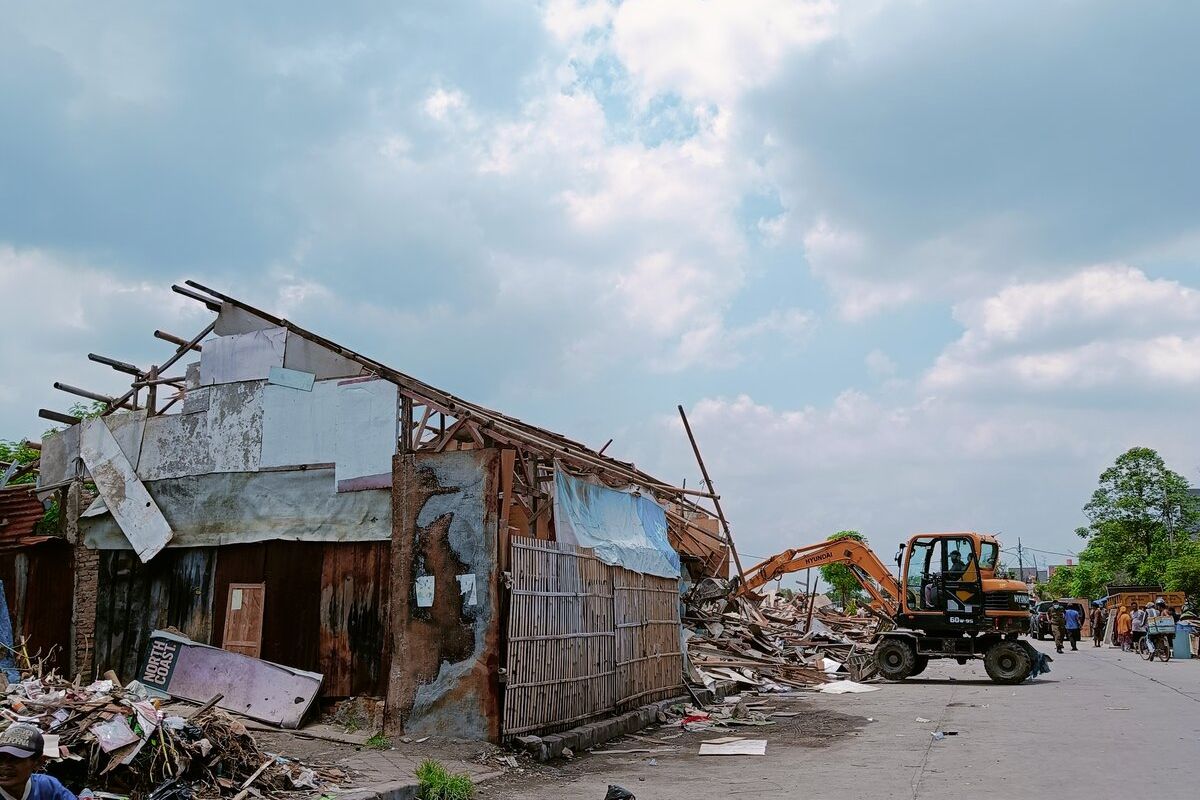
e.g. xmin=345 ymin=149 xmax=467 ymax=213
xmin=818 ymin=680 xmax=879 ymax=694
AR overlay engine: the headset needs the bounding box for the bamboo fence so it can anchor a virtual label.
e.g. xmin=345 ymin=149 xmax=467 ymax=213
xmin=502 ymin=536 xmax=684 ymax=738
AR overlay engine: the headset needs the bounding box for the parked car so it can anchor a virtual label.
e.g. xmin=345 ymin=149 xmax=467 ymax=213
xmin=1029 ymin=599 xmax=1086 ymax=639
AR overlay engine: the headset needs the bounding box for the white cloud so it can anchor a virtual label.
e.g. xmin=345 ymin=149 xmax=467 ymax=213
xmin=0 ymin=246 xmax=204 ymax=427
xmin=611 ymin=0 xmax=837 ymax=105
xmin=422 ymin=87 xmax=470 ymax=123
xmin=632 ymin=387 xmax=1200 ymax=567
xmin=927 ymin=266 xmax=1200 ymax=393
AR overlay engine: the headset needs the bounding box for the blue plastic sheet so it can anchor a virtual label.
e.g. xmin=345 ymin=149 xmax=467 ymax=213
xmin=0 ymin=580 xmax=19 ymax=682
xmin=553 ymin=468 xmax=680 ymax=578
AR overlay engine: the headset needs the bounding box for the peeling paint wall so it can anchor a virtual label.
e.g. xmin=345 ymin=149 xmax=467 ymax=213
xmin=387 ymin=450 xmax=501 ymax=741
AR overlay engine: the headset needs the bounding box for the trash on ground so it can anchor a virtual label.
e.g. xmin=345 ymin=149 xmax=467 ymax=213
xmin=698 ymin=739 xmax=768 ymax=756
xmin=818 ymin=680 xmax=879 ymax=694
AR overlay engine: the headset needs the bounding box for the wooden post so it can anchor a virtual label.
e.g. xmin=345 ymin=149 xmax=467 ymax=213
xmin=146 ymin=366 xmax=158 ymax=417
xmin=676 ymin=405 xmax=746 ymax=584
xmin=806 ymin=570 xmax=818 ymax=632
xmin=399 ymin=394 xmax=413 ymax=454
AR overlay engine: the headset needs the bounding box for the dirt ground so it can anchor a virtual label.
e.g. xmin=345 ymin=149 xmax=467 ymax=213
xmin=478 ymin=697 xmax=865 ymax=798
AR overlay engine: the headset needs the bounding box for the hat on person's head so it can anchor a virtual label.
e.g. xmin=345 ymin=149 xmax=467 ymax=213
xmin=1156 ymin=598 xmax=1166 ymax=605
xmin=0 ymin=723 xmax=43 ymax=759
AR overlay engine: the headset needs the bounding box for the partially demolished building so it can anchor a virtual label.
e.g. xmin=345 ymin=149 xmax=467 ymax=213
xmin=34 ymin=281 xmax=730 ymax=740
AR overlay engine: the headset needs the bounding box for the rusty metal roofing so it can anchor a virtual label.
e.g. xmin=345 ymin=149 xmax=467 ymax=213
xmin=0 ymin=485 xmax=52 ymax=546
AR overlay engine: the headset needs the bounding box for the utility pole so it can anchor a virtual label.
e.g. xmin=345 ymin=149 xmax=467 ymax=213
xmin=1017 ymin=537 xmax=1025 ymax=584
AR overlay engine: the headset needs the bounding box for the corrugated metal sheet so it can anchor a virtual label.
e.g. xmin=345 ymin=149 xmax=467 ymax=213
xmin=0 ymin=487 xmax=50 ymax=547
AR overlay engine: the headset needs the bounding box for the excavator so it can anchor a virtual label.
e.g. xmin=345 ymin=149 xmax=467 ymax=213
xmin=733 ymin=532 xmax=1042 ymax=683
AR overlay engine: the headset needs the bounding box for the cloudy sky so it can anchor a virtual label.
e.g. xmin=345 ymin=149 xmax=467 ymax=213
xmin=3 ymin=1 xmax=1199 ymax=570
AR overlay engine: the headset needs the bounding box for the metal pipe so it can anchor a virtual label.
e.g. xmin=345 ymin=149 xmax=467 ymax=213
xmin=87 ymin=353 xmax=143 ymax=377
xmin=38 ymin=409 xmax=82 ymax=426
xmin=154 ymin=330 xmax=203 ymax=351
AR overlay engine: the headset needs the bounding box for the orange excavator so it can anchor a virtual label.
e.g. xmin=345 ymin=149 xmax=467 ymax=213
xmin=733 ymin=532 xmax=1043 ymax=683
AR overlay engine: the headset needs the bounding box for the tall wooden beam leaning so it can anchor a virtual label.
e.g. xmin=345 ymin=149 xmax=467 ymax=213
xmin=677 ymin=404 xmax=747 ymax=584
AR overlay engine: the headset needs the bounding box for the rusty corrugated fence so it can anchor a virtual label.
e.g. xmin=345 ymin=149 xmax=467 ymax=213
xmin=502 ymin=536 xmax=683 ymax=738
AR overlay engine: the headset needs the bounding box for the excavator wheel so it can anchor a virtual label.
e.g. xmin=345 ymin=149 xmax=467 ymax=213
xmin=983 ymin=640 xmax=1031 ymax=684
xmin=875 ymin=638 xmax=917 ymax=681
xmin=909 ymin=655 xmax=929 ymax=677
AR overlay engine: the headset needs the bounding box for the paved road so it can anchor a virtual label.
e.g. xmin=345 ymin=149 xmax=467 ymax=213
xmin=487 ymin=639 xmax=1200 ymax=799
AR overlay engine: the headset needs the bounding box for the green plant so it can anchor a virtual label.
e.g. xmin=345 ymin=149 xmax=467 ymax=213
xmin=819 ymin=530 xmax=869 ymax=610
xmin=415 ymin=759 xmax=474 ymax=800
xmin=364 ymin=732 xmax=392 ymax=750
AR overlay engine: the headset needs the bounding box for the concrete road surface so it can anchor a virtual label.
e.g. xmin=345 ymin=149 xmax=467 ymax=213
xmin=484 ymin=639 xmax=1200 ymax=799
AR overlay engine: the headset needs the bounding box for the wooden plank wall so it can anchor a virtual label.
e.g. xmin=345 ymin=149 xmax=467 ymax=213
xmin=502 ymin=537 xmax=682 ymax=738
xmin=211 ymin=541 xmax=323 ymax=674
xmin=94 ymin=541 xmax=391 ymax=698
xmin=0 ymin=541 xmax=74 ymax=671
xmin=94 ymin=548 xmax=216 ymax=682
xmin=320 ymin=541 xmax=391 ymax=697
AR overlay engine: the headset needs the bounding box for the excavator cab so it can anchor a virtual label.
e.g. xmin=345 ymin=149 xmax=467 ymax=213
xmin=898 ymin=534 xmax=987 ymax=630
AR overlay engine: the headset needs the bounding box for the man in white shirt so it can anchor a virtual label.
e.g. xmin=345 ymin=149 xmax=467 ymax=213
xmin=1130 ymin=603 xmax=1148 ymax=651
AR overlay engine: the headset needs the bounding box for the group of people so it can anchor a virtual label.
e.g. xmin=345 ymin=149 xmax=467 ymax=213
xmin=1111 ymin=598 xmax=1179 ymax=652
xmin=1045 ymin=598 xmax=1179 ymax=654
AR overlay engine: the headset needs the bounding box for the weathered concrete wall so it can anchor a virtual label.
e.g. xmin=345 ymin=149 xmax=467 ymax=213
xmin=387 ymin=450 xmax=501 ymax=741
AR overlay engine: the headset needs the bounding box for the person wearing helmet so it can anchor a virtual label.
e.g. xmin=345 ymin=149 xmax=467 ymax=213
xmin=1151 ymin=598 xmax=1176 ymax=650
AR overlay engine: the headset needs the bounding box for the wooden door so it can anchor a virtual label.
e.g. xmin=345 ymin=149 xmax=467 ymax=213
xmin=221 ymin=583 xmax=265 ymax=658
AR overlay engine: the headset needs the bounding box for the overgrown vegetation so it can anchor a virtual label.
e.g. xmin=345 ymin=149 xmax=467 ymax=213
xmin=0 ymin=439 xmax=40 ymax=485
xmin=1045 ymin=447 xmax=1200 ymax=610
xmin=364 ymin=732 xmax=392 ymax=750
xmin=415 ymin=759 xmax=474 ymax=800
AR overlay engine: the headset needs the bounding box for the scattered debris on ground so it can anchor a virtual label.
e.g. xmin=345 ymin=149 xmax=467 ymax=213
xmin=1 ymin=670 xmax=345 ymax=798
xmin=683 ymin=579 xmax=881 ymax=693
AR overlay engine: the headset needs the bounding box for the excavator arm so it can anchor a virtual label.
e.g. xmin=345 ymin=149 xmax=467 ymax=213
xmin=735 ymin=538 xmax=903 ymax=617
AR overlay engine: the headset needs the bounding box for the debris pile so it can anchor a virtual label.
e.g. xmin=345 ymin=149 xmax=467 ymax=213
xmin=683 ymin=580 xmax=881 ymax=692
xmin=2 ymin=673 xmax=343 ymax=798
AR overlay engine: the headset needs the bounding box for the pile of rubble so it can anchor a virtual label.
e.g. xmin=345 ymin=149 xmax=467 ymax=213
xmin=683 ymin=580 xmax=881 ymax=692
xmin=2 ymin=672 xmax=344 ymax=799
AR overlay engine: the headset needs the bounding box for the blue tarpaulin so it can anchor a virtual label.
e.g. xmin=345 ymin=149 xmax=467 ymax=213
xmin=0 ymin=580 xmax=19 ymax=682
xmin=553 ymin=467 xmax=680 ymax=578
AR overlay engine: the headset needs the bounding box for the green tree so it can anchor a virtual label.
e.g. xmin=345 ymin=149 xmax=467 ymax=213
xmin=1082 ymin=447 xmax=1198 ymax=556
xmin=1164 ymin=543 xmax=1200 ymax=609
xmin=1043 ymin=565 xmax=1076 ymax=599
xmin=1077 ymin=447 xmax=1200 ymax=586
xmin=818 ymin=530 xmax=868 ymax=610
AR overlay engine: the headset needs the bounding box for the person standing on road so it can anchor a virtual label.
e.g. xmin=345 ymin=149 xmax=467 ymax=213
xmin=1131 ymin=603 xmax=1148 ymax=652
xmin=1050 ymin=603 xmax=1067 ymax=654
xmin=1116 ymin=605 xmax=1132 ymax=651
xmin=1064 ymin=605 xmax=1082 ymax=651
xmin=1091 ymin=604 xmax=1107 ymax=647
